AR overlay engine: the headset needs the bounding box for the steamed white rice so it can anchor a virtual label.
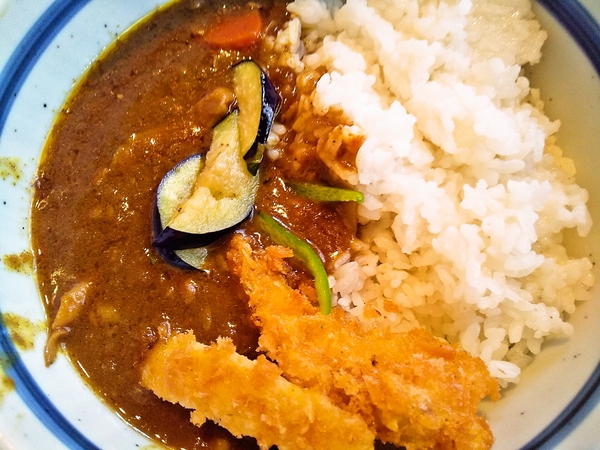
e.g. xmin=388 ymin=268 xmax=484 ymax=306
xmin=274 ymin=0 xmax=595 ymax=386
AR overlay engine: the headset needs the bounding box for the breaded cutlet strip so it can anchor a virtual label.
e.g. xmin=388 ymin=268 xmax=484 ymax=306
xmin=141 ymin=332 xmax=375 ymax=450
xmin=227 ymin=234 xmax=499 ymax=450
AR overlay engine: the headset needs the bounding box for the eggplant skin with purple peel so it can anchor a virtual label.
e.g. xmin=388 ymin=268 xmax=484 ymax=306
xmin=163 ymin=111 xmax=258 ymax=234
xmin=233 ymin=60 xmax=281 ymax=175
xmin=153 ymin=112 xmax=258 ymax=256
xmin=152 ymin=61 xmax=281 ymax=269
xmin=153 ymin=152 xmax=246 ymax=251
xmin=152 ymin=153 xmax=211 ymax=269
xmin=152 ymin=203 xmax=200 ymax=270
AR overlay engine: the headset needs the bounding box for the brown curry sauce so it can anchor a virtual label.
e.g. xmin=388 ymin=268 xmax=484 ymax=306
xmin=31 ymin=1 xmax=355 ymax=448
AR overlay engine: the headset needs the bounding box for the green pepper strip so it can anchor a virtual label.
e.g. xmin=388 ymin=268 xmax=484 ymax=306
xmin=288 ymin=181 xmax=364 ymax=203
xmin=255 ymin=211 xmax=332 ymax=315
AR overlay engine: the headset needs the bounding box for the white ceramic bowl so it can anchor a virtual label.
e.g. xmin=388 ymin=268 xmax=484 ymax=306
xmin=0 ymin=1 xmax=599 ymax=449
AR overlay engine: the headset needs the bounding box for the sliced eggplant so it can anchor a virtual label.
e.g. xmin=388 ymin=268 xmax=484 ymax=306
xmin=171 ymin=247 xmax=209 ymax=270
xmin=152 ymin=202 xmax=204 ymax=270
xmin=154 ymin=111 xmax=258 ymax=256
xmin=153 ymin=153 xmax=241 ymax=250
xmin=152 ymin=62 xmax=281 ymax=269
xmin=166 ymin=111 xmax=258 ymax=233
xmin=156 ymin=153 xmax=205 ymax=228
xmin=233 ymin=60 xmax=281 ymax=174
xmin=152 ymin=154 xmax=209 ymax=269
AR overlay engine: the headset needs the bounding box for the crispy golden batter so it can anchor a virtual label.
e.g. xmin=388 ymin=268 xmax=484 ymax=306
xmin=227 ymin=234 xmax=499 ymax=450
xmin=141 ymin=332 xmax=375 ymax=450
xmin=141 ymin=233 xmax=498 ymax=450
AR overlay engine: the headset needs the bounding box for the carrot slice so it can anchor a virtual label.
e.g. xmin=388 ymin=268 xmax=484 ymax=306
xmin=204 ymin=9 xmax=263 ymax=49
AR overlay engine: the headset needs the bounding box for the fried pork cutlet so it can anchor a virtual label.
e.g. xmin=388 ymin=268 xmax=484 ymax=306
xmin=141 ymin=332 xmax=375 ymax=450
xmin=141 ymin=233 xmax=498 ymax=450
xmin=227 ymin=234 xmax=499 ymax=450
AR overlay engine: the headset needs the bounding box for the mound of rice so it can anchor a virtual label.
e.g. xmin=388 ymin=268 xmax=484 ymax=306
xmin=275 ymin=0 xmax=595 ymax=386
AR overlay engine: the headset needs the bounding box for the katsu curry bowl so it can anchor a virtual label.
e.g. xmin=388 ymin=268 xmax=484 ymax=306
xmin=1 ymin=0 xmax=599 ymax=449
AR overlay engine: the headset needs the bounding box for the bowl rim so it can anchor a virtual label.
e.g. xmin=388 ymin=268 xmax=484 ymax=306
xmin=520 ymin=3 xmax=600 ymax=448
xmin=0 ymin=1 xmax=599 ymax=449
xmin=0 ymin=1 xmax=99 ymax=448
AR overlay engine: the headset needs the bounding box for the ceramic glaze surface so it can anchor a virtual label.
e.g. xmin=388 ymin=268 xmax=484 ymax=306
xmin=0 ymin=1 xmax=599 ymax=449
